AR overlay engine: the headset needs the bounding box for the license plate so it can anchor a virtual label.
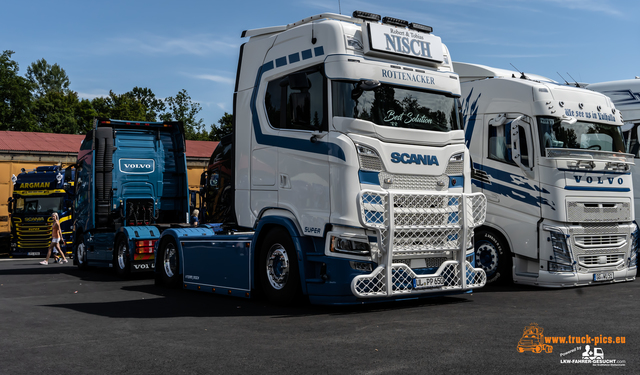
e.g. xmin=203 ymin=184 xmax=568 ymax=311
xmin=28 ymin=252 xmax=40 ymax=256
xmin=593 ymin=272 xmax=614 ymax=282
xmin=413 ymin=276 xmax=445 ymax=289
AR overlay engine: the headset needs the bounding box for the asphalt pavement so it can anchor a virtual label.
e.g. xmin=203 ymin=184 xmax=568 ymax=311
xmin=0 ymin=258 xmax=637 ymax=374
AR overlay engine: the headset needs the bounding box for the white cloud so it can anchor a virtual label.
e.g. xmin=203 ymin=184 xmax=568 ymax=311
xmin=191 ymin=74 xmax=235 ymax=85
xmin=105 ymin=34 xmax=239 ymax=56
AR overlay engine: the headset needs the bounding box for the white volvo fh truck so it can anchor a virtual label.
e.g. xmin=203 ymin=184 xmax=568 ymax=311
xmin=154 ymin=12 xmax=487 ymax=304
xmin=454 ymin=62 xmax=637 ymax=287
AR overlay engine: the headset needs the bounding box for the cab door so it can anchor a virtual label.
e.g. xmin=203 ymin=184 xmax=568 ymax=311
xmin=478 ymin=113 xmax=540 ymax=259
xmin=262 ymin=65 xmax=330 ymax=237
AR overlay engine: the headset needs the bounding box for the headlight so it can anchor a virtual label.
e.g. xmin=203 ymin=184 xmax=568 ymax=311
xmin=630 ymin=225 xmax=638 ymax=268
xmin=547 ymin=230 xmax=574 ymax=272
xmin=356 ymin=144 xmax=383 ymax=172
xmin=330 ymin=235 xmax=371 ymax=256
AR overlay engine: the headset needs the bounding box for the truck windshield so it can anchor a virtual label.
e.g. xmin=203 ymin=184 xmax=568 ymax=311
xmin=14 ymin=196 xmax=63 ymax=214
xmin=537 ymin=116 xmax=625 ymax=156
xmin=332 ymin=80 xmax=461 ymax=131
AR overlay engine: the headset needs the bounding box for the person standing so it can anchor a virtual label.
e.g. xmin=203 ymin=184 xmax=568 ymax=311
xmin=40 ymin=213 xmax=68 ymax=265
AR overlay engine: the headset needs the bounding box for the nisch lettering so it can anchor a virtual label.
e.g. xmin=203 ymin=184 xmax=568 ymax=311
xmin=19 ymin=182 xmax=51 ymax=189
xmin=384 ymin=34 xmax=432 ymax=58
xmin=391 ymin=152 xmax=439 ymax=166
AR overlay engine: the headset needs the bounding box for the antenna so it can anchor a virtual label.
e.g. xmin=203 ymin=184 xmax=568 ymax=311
xmin=510 ymin=63 xmax=527 ymax=80
xmin=565 ymin=72 xmax=581 ymax=87
xmin=557 ymin=72 xmax=570 ymax=85
xmin=339 ymin=0 xmax=342 ymax=14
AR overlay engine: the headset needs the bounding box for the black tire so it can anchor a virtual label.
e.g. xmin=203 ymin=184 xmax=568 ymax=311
xmin=114 ymin=236 xmax=130 ymax=276
xmin=258 ymin=228 xmax=301 ymax=304
xmin=75 ymin=233 xmax=88 ymax=269
xmin=474 ymin=229 xmax=512 ymax=285
xmin=157 ymin=237 xmax=181 ymax=287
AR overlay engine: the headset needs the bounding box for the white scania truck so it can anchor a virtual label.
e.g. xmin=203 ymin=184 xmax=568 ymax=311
xmin=154 ymin=11 xmax=487 ymax=304
xmin=454 ymin=62 xmax=637 ymax=287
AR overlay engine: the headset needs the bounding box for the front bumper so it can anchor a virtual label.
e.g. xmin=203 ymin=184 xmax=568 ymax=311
xmin=352 ymin=190 xmax=487 ymax=298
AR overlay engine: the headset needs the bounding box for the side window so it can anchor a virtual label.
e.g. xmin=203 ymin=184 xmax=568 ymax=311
xmin=265 ymin=65 xmax=326 ymax=131
xmin=488 ymin=124 xmax=510 ymax=164
xmin=627 ymin=124 xmax=640 ymax=158
xmin=488 ymin=123 xmax=529 ymax=167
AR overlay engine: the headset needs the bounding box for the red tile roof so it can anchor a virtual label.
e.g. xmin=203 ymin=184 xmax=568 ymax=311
xmin=0 ymin=131 xmax=84 ymax=153
xmin=0 ymin=131 xmax=218 ymax=158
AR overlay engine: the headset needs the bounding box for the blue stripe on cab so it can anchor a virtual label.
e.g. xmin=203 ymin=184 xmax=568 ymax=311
xmin=289 ymin=53 xmax=300 ymax=64
xmin=358 ymin=171 xmax=380 ymax=185
xmin=302 ymin=49 xmax=313 ymax=59
xmin=275 ymin=57 xmax=287 ymax=67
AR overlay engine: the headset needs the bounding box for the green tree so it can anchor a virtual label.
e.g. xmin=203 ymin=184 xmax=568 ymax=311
xmin=26 ymin=58 xmax=71 ymax=98
xmin=209 ymin=112 xmax=233 ymax=141
xmin=161 ymin=89 xmax=207 ymax=140
xmin=91 ymin=90 xmax=147 ymax=121
xmin=0 ymin=50 xmax=36 ymax=131
xmin=125 ymin=86 xmax=165 ymax=121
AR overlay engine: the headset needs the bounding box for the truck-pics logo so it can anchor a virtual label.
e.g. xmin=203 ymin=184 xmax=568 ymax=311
xmin=517 ymin=323 xmax=553 ymax=354
xmin=119 ymin=159 xmax=155 ymax=174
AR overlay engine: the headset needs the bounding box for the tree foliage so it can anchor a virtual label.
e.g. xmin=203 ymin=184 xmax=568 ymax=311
xmin=0 ymin=50 xmax=36 ymax=131
xmin=26 ymin=58 xmax=71 ymax=98
xmin=210 ymin=112 xmax=233 ymax=141
xmin=0 ymin=50 xmax=229 ymax=140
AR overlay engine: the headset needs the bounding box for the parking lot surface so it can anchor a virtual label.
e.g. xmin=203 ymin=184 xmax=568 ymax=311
xmin=0 ymin=258 xmax=637 ymax=374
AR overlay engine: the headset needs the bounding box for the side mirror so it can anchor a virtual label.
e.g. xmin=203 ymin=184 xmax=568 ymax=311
xmin=561 ymin=115 xmax=577 ymax=125
xmin=200 ymin=172 xmax=207 ymax=187
xmin=510 ymin=115 xmax=535 ymax=179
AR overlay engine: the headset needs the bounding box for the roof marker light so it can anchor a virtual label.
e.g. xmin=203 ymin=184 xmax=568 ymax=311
xmin=409 ymin=23 xmax=433 ymax=33
xmin=352 ymin=11 xmax=381 ymax=22
xmin=382 ymin=16 xmax=408 ymax=27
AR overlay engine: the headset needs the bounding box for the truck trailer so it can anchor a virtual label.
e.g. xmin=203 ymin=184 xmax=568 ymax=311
xmin=455 ymin=62 xmax=637 ymax=287
xmin=8 ymin=165 xmax=74 ymax=257
xmin=73 ymin=118 xmax=190 ymax=274
xmin=155 ymin=11 xmax=487 ymax=305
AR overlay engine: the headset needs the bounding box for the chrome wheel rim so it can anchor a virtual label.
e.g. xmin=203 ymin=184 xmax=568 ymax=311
xmin=163 ymin=243 xmax=177 ymax=278
xmin=476 ymin=241 xmax=499 ymax=276
xmin=117 ymin=242 xmax=127 ymax=270
xmin=77 ymin=242 xmax=86 ymax=264
xmin=266 ymin=244 xmax=289 ymax=290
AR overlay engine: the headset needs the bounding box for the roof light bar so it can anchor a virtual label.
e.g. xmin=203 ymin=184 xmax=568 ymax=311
xmin=409 ymin=22 xmax=433 ymax=33
xmin=382 ymin=16 xmax=408 ymax=27
xmin=352 ymin=10 xmax=381 ymax=22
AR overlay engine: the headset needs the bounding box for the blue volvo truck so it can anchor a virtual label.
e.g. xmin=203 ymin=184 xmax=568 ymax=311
xmin=8 ymin=165 xmax=74 ymax=257
xmin=73 ymin=118 xmax=190 ymax=274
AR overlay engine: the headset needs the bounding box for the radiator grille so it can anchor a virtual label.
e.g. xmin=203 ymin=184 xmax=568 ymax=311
xmin=567 ymin=201 xmax=631 ymax=223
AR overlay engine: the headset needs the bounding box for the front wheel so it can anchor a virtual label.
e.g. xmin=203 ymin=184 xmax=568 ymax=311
xmin=75 ymin=233 xmax=87 ymax=269
xmin=258 ymin=228 xmax=300 ymax=305
xmin=157 ymin=237 xmax=181 ymax=287
xmin=474 ymin=229 xmax=512 ymax=285
xmin=114 ymin=236 xmax=130 ymax=276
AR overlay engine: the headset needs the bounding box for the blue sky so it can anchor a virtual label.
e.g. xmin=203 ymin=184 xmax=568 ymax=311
xmin=3 ymin=0 xmax=638 ymax=129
